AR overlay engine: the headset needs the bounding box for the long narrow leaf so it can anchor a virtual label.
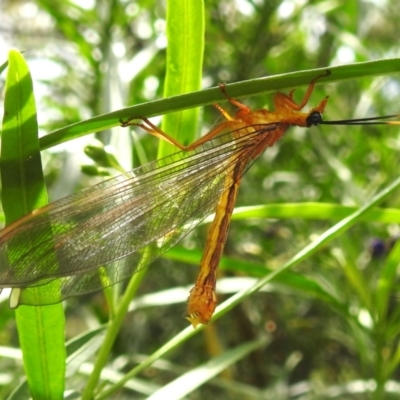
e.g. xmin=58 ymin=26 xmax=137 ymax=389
xmin=159 ymin=0 xmax=205 ymax=157
xmin=1 ymin=49 xmax=66 ymax=399
xmin=81 ymin=2 xmax=206 ymax=398
xmin=146 ymin=338 xmax=268 ymax=400
xmin=38 ymin=59 xmax=400 ymax=151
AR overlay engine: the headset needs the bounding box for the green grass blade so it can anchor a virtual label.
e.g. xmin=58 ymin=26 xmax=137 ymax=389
xmin=146 ymin=338 xmax=268 ymax=400
xmin=229 ymin=203 xmax=400 ymax=224
xmin=39 ymin=58 xmax=400 ymax=151
xmin=158 ymin=0 xmax=205 ymax=157
xmin=1 ymin=49 xmax=66 ymax=399
xmin=81 ymin=2 xmax=205 ymax=398
xmin=0 ymin=59 xmax=8 ymax=75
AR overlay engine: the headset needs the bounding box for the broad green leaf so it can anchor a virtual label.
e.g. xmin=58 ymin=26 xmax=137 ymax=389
xmin=1 ymin=49 xmax=66 ymax=399
xmin=158 ymin=0 xmax=205 ymax=157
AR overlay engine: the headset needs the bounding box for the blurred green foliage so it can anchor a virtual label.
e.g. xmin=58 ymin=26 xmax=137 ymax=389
xmin=1 ymin=0 xmax=400 ymax=399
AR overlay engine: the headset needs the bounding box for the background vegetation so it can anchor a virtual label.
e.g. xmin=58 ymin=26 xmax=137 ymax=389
xmin=1 ymin=0 xmax=400 ymax=399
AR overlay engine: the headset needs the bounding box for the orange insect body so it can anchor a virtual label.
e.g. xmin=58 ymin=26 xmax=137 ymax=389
xmin=2 ymin=71 xmax=397 ymax=328
xmin=135 ymin=73 xmax=331 ymax=326
xmin=184 ymin=76 xmax=329 ymax=326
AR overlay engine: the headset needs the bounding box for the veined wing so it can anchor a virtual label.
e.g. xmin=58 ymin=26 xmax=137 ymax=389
xmin=0 ymin=124 xmax=278 ymax=305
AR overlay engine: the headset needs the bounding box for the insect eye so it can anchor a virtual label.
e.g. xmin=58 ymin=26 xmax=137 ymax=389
xmin=306 ymin=111 xmax=323 ymax=126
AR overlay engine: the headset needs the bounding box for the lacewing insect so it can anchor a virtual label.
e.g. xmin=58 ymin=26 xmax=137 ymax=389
xmin=0 ymin=71 xmax=399 ymax=327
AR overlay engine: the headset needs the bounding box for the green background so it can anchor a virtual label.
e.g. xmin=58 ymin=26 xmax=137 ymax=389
xmin=1 ymin=0 xmax=400 ymax=399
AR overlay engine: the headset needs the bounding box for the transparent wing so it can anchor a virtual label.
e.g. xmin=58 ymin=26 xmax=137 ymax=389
xmin=0 ymin=124 xmax=277 ymax=305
